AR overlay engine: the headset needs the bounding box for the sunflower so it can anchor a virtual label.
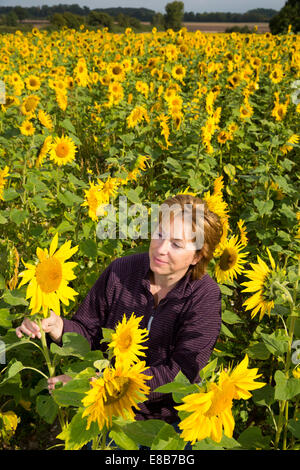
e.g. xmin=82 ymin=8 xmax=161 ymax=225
xmin=108 ymin=82 xmax=124 ymax=100
xmin=237 ymin=219 xmax=248 ymax=246
xmin=176 ymin=355 xmax=265 ymax=444
xmin=20 ymin=94 xmax=40 ymax=116
xmin=204 ymin=178 xmax=229 ymax=244
xmin=81 ymin=180 xmax=107 ymax=221
xmin=241 ymin=248 xmax=279 ymax=321
xmin=101 ymin=176 xmax=120 ymax=200
xmin=107 ymin=62 xmax=125 ymax=82
xmin=18 ymin=233 xmax=78 ymax=317
xmin=270 ymin=65 xmax=284 ymax=84
xmin=108 ymin=313 xmax=149 ymax=368
xmin=171 ymin=65 xmax=186 ymax=83
xmin=56 ymin=90 xmax=68 ymax=111
xmin=157 ymin=113 xmax=171 ymax=148
xmin=35 ymin=136 xmax=52 ymax=168
xmin=126 ymin=106 xmax=150 ymax=128
xmin=38 ymin=109 xmax=53 ymax=130
xmin=135 ymin=80 xmax=149 ymax=98
xmin=135 ymin=155 xmax=151 ymax=172
xmin=81 ymin=361 xmax=152 ymax=430
xmin=280 ymin=134 xmax=299 ymax=154
xmin=224 ymin=355 xmax=266 ymax=400
xmin=25 ymin=75 xmax=41 ymax=91
xmin=239 ymin=103 xmax=253 ymax=120
xmin=49 ymin=135 xmax=77 ymax=166
xmin=0 ymin=166 xmax=9 ymax=201
xmin=217 ymin=131 xmax=230 ymax=145
xmin=215 ymin=235 xmax=248 ymax=283
xmin=227 ymin=72 xmax=241 ymax=88
xmin=20 ymin=119 xmax=35 ymax=136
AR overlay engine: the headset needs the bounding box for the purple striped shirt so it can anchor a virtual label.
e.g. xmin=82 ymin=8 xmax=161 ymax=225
xmin=62 ymin=251 xmax=221 ymax=423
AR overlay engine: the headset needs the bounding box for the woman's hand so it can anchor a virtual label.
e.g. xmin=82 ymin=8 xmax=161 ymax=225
xmin=15 ymin=310 xmax=64 ymax=343
xmin=47 ymin=374 xmax=72 ymax=393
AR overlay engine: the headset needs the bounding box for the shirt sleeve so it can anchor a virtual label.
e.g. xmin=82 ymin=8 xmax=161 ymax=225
xmin=61 ymin=263 xmax=113 ymax=350
xmin=144 ymin=281 xmax=222 ymax=398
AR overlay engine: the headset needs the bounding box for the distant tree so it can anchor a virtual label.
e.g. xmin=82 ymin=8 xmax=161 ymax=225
xmin=13 ymin=6 xmax=28 ymax=21
xmin=4 ymin=10 xmax=18 ymax=26
xmin=117 ymin=13 xmax=130 ymax=27
xmin=269 ymin=0 xmax=300 ymax=33
xmin=87 ymin=11 xmax=113 ymax=29
xmin=128 ymin=16 xmax=141 ymax=29
xmin=151 ymin=12 xmax=165 ymax=28
xmin=50 ymin=13 xmax=67 ymax=28
xmin=164 ymin=1 xmax=184 ymax=31
xmin=62 ymin=12 xmax=81 ymax=29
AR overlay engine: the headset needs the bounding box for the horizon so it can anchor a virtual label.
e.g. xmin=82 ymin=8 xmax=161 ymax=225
xmin=0 ymin=1 xmax=286 ymax=15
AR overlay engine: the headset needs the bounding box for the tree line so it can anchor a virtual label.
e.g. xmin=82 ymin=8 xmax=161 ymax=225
xmin=0 ymin=4 xmax=278 ymax=23
xmin=0 ymin=1 xmax=298 ymax=34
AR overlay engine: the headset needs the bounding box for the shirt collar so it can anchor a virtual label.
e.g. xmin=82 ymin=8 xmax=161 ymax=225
xmin=141 ymin=252 xmax=193 ymax=299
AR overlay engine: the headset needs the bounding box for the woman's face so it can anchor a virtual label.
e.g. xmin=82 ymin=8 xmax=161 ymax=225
xmin=149 ymin=215 xmax=201 ymax=280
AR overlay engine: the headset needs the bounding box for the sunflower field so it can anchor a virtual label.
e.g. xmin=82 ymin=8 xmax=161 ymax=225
xmin=0 ymin=25 xmax=299 ymax=451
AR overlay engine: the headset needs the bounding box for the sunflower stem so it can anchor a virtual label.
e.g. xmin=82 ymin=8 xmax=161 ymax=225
xmin=37 ymin=317 xmax=55 ymax=378
xmin=100 ymin=427 xmax=108 ymax=450
xmin=274 ymin=399 xmax=286 ymax=450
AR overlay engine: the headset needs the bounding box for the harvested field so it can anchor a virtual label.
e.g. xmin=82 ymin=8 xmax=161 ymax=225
xmin=20 ymin=20 xmax=270 ymax=33
xmin=183 ymin=22 xmax=270 ymax=33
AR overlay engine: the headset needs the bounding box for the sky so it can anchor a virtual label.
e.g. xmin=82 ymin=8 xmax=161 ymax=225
xmin=0 ymin=0 xmax=287 ymax=14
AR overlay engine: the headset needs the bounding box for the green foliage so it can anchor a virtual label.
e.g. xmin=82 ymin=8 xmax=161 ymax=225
xmin=164 ymin=1 xmax=184 ymax=31
xmin=269 ymin=0 xmax=300 ymax=34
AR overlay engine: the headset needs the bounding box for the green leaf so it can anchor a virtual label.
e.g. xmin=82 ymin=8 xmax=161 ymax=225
xmin=93 ymin=359 xmax=110 ymax=372
xmin=0 ymin=213 xmax=8 ymax=224
xmin=120 ymin=419 xmax=166 ymax=447
xmin=219 ymin=284 xmax=233 ymax=296
xmin=52 ymin=377 xmax=91 ymax=407
xmin=192 ymin=439 xmax=224 ymax=450
xmin=237 ymin=426 xmax=271 ymax=450
xmin=36 ymin=395 xmax=58 ymax=424
xmin=151 ymin=423 xmax=186 ymax=450
xmin=260 ymin=331 xmax=288 ymax=356
xmin=252 ymin=384 xmax=275 ymax=407
xmin=79 ymin=239 xmax=98 ymax=258
xmin=0 ymin=308 xmax=13 ymax=328
xmin=68 ymin=173 xmax=88 ymax=188
xmin=56 ymin=220 xmax=75 ymax=234
xmin=126 ymin=188 xmax=142 ymax=204
xmin=57 ymin=190 xmax=83 ymax=207
xmin=3 ymin=188 xmax=19 ymax=201
xmin=154 ymin=382 xmax=198 ymax=395
xmin=246 ymin=342 xmax=270 ymax=360
xmin=50 ymin=332 xmax=91 ymax=359
xmin=0 ymin=360 xmax=25 ymax=385
xmin=0 ymin=274 xmax=6 ymax=290
xmin=274 ymin=371 xmax=300 ymax=401
xmin=61 ymin=118 xmax=76 ymax=134
xmin=100 ymin=327 xmax=114 ymax=345
xmin=199 ymin=358 xmax=218 ymax=381
xmin=9 ymin=208 xmax=28 ymax=226
xmin=221 ymin=322 xmax=235 ymax=338
xmin=32 ymin=195 xmax=48 ymax=213
xmin=109 ymin=423 xmax=139 ymax=450
xmin=193 ymin=435 xmax=241 ymax=450
xmin=287 ymin=419 xmax=300 ymax=439
xmin=254 ymin=199 xmax=274 ymax=216
xmin=2 ymin=289 xmax=28 ymax=306
xmin=57 ymin=408 xmax=100 ymax=450
xmin=120 ymin=133 xmax=135 ymax=147
xmin=222 ymin=310 xmax=243 ymax=324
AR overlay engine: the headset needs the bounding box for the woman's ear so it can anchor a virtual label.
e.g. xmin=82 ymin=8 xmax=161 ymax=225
xmin=191 ymin=250 xmax=202 ymax=266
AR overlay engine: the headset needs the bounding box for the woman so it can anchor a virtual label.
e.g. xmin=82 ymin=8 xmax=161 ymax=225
xmin=16 ymin=194 xmax=223 ymax=424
